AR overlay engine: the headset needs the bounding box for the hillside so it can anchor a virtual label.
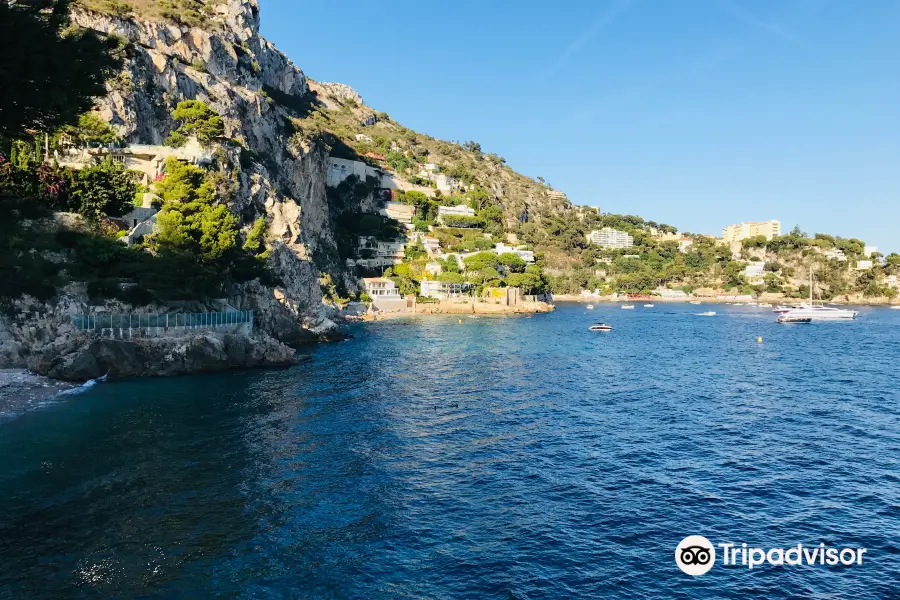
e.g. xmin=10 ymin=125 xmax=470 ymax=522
xmin=1 ymin=0 xmax=898 ymax=382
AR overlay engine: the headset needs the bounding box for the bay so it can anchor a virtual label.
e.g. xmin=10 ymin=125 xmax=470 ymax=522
xmin=1 ymin=303 xmax=899 ymax=598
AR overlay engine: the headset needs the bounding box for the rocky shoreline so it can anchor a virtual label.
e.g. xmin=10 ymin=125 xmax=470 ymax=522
xmin=0 ymin=369 xmax=76 ymax=419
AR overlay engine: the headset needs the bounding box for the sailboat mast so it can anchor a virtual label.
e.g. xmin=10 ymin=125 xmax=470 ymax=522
xmin=809 ymin=267 xmax=813 ymax=305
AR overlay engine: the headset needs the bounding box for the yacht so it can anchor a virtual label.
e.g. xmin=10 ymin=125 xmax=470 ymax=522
xmin=589 ymin=323 xmax=613 ymax=332
xmin=689 ymin=300 xmax=702 ymax=305
xmin=891 ymin=306 xmax=900 ymax=310
xmin=586 ymin=305 xmax=595 ymax=310
xmin=780 ymin=269 xmax=858 ymax=321
xmin=699 ymin=311 xmax=717 ymax=316
xmin=621 ymin=304 xmax=635 ymax=310
xmin=643 ymin=303 xmax=655 ymax=308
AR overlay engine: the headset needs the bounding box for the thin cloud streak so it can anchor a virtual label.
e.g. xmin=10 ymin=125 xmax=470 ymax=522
xmin=713 ymin=0 xmax=804 ymax=46
xmin=570 ymin=46 xmax=743 ymax=121
xmin=551 ymin=0 xmax=634 ymax=73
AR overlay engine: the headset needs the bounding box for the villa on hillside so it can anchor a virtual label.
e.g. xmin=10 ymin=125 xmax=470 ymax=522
xmin=379 ymin=201 xmax=414 ymax=226
xmin=52 ymin=137 xmax=214 ymax=185
xmin=824 ymin=248 xmax=848 ymax=262
xmin=362 ymin=278 xmax=406 ymax=310
xmin=494 ymin=243 xmax=535 ymax=264
xmin=326 ymin=157 xmax=395 ymax=189
xmin=420 ymin=279 xmax=472 ymax=300
xmin=744 ymin=262 xmax=766 ymax=285
xmin=355 ymin=236 xmax=406 ymax=268
xmin=436 ymin=204 xmax=476 ymax=224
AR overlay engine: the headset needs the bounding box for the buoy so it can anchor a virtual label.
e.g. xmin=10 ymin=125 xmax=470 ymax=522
xmin=757 ymin=337 xmax=763 ymax=343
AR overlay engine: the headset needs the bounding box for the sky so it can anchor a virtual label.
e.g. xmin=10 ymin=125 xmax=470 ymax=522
xmin=260 ymin=0 xmax=900 ymax=252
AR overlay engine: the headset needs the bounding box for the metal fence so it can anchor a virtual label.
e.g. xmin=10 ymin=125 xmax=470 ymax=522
xmin=72 ymin=311 xmax=254 ymax=336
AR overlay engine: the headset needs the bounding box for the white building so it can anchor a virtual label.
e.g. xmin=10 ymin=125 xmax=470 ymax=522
xmin=434 ymin=173 xmax=465 ymax=194
xmin=421 ymin=163 xmax=440 ymax=173
xmin=855 ymin=260 xmax=874 ymax=270
xmin=494 ymin=243 xmax=535 ymax=264
xmin=425 ymin=262 xmax=442 ymax=276
xmin=327 ymin=157 xmax=394 ymax=188
xmin=864 ymin=245 xmax=878 ymax=257
xmin=379 ymin=201 xmax=414 ymax=225
xmin=420 ymin=279 xmax=471 ymax=299
xmin=824 ymin=248 xmax=848 ymax=262
xmin=588 ymin=228 xmax=634 ymax=249
xmin=744 ymin=262 xmax=766 ymax=285
xmin=655 ymin=288 xmax=689 ymax=298
xmin=437 ymin=204 xmax=476 ymax=224
xmin=361 ymin=278 xmax=406 ymax=310
xmin=357 ymin=236 xmax=406 ymax=267
xmin=421 ymin=236 xmax=441 ymax=255
xmin=678 ymin=238 xmax=694 ymax=253
xmin=885 ymin=275 xmax=898 ymax=289
xmin=354 ymin=134 xmax=373 ymax=143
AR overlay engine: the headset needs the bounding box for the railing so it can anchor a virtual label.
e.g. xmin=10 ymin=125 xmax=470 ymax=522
xmin=72 ymin=311 xmax=254 ymax=338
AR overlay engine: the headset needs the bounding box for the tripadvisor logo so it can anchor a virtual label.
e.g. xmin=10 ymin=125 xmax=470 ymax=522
xmin=675 ymin=536 xmax=868 ymax=575
xmin=675 ymin=535 xmax=715 ymax=576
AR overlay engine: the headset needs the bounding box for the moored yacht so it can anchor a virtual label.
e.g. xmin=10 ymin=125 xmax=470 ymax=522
xmin=779 ymin=269 xmax=858 ymax=321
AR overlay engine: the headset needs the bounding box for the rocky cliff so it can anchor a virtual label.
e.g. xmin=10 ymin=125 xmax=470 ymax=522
xmin=70 ymin=0 xmax=345 ymax=342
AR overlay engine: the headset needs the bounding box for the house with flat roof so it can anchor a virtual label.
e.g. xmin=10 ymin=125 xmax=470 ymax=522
xmin=361 ymin=278 xmax=406 ymax=310
xmin=494 ymin=243 xmax=535 ymax=264
xmin=420 ymin=279 xmax=472 ymax=299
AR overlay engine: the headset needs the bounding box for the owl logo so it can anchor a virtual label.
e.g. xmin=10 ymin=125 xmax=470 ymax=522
xmin=675 ymin=536 xmax=716 ymax=575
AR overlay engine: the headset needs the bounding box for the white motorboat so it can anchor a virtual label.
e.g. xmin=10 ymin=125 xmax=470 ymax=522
xmin=621 ymin=304 xmax=635 ymax=310
xmin=586 ymin=305 xmax=594 ymax=310
xmin=644 ymin=304 xmax=655 ymax=308
xmin=891 ymin=306 xmax=900 ymax=310
xmin=758 ymin=303 xmax=772 ymax=308
xmin=699 ymin=311 xmax=716 ymax=316
xmin=689 ymin=300 xmax=702 ymax=305
xmin=780 ymin=269 xmax=858 ymax=321
xmin=589 ymin=323 xmax=613 ymax=332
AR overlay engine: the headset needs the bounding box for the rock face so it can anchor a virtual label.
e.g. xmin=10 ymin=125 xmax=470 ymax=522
xmin=317 ymin=82 xmax=364 ymax=106
xmin=32 ymin=331 xmax=303 ymax=382
xmin=69 ymin=0 xmax=342 ymax=341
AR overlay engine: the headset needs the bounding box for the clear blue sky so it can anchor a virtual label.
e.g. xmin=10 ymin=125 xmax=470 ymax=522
xmin=260 ymin=0 xmax=900 ymax=252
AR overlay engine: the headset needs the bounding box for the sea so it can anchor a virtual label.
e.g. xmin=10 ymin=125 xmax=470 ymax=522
xmin=1 ymin=303 xmax=899 ymax=599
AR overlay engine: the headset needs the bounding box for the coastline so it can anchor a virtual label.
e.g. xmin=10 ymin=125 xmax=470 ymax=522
xmin=550 ymin=295 xmax=900 ymax=307
xmin=0 ymin=369 xmax=75 ymax=420
xmin=354 ymin=298 xmax=554 ymax=321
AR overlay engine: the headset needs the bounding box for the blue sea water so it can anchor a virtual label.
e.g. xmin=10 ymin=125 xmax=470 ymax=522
xmin=1 ymin=303 xmax=900 ymax=599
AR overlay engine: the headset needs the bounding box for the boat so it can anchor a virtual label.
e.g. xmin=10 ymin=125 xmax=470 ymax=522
xmin=891 ymin=306 xmax=900 ymax=310
xmin=758 ymin=303 xmax=772 ymax=308
xmin=621 ymin=304 xmax=635 ymax=310
xmin=777 ymin=315 xmax=812 ymax=324
xmin=699 ymin=311 xmax=716 ymax=316
xmin=689 ymin=300 xmax=702 ymax=305
xmin=643 ymin=304 xmax=655 ymax=308
xmin=589 ymin=323 xmax=613 ymax=332
xmin=586 ymin=304 xmax=594 ymax=310
xmin=773 ymin=304 xmax=802 ymax=314
xmin=779 ymin=269 xmax=858 ymax=321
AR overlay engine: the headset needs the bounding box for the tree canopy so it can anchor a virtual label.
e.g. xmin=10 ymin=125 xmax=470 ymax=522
xmin=0 ymin=0 xmax=122 ymax=143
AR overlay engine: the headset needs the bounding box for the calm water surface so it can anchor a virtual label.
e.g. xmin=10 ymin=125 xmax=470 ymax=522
xmin=1 ymin=304 xmax=899 ymax=599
